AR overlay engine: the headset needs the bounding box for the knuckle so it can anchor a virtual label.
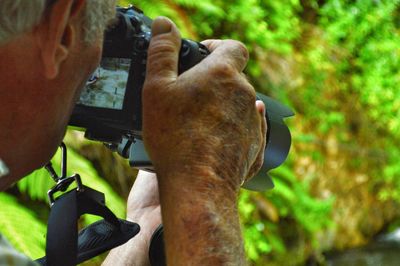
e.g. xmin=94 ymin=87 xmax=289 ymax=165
xmin=147 ymin=38 xmax=180 ymax=69
xmin=222 ymin=40 xmax=249 ymax=66
xmin=232 ymin=40 xmax=249 ymax=62
xmin=201 ymin=39 xmax=220 ymax=51
xmin=143 ymin=74 xmax=160 ymax=89
xmin=148 ymin=39 xmax=178 ymax=57
xmin=147 ymin=55 xmax=174 ymax=73
xmin=238 ymin=81 xmax=257 ymax=104
xmin=208 ymin=61 xmax=237 ymax=78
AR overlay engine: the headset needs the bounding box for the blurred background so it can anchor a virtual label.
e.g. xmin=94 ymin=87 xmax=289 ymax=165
xmin=1 ymin=0 xmax=400 ymax=265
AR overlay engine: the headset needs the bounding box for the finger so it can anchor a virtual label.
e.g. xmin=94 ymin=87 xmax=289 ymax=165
xmin=134 ymin=170 xmax=158 ymax=190
xmin=137 ymin=170 xmax=157 ymax=180
xmin=256 ymin=100 xmax=266 ymax=117
xmin=200 ymin=39 xmax=221 ymax=52
xmin=245 ymin=101 xmax=267 ymax=182
xmin=146 ymin=17 xmax=182 ymax=83
xmin=128 ymin=171 xmax=159 ymax=210
xmin=201 ymin=39 xmax=249 ymax=72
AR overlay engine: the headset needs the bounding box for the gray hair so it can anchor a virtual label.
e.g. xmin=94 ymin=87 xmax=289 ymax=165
xmin=0 ymin=0 xmax=116 ymax=44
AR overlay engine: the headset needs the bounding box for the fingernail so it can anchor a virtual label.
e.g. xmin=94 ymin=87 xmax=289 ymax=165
xmin=256 ymin=100 xmax=266 ymax=116
xmin=152 ymin=17 xmax=173 ymax=36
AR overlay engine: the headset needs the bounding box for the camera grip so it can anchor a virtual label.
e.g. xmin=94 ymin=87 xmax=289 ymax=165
xmin=178 ymin=39 xmax=210 ymax=74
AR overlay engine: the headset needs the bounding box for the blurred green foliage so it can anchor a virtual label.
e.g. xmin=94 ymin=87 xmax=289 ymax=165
xmin=1 ymin=0 xmax=399 ymax=265
xmin=240 ymin=164 xmax=334 ymax=264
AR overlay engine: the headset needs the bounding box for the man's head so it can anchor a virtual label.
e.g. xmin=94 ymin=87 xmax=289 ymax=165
xmin=0 ymin=0 xmax=116 ymax=189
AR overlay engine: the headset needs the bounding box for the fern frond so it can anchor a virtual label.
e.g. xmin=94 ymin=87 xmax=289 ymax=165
xmin=17 ymin=145 xmax=125 ymax=216
xmin=65 ymin=147 xmax=126 ymax=219
xmin=0 ymin=193 xmax=46 ymax=259
xmin=17 ymin=168 xmax=55 ymax=202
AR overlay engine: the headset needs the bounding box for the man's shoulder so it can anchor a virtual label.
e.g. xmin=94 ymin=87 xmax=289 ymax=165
xmin=0 ymin=234 xmax=38 ymax=266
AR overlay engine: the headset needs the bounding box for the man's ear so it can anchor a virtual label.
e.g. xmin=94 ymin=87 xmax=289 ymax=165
xmin=38 ymin=0 xmax=86 ymax=79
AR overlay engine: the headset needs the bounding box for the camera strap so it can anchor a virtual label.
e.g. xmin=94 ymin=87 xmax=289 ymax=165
xmin=35 ymin=143 xmax=140 ymax=266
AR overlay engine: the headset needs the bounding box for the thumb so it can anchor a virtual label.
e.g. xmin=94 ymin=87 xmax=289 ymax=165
xmin=146 ymin=17 xmax=181 ymax=83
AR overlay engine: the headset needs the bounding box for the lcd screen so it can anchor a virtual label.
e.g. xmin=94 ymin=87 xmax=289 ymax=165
xmin=77 ymin=58 xmax=131 ymax=110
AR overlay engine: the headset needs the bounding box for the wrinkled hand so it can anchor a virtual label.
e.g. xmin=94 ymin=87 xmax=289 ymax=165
xmin=126 ymin=171 xmax=161 ymax=245
xmin=142 ymin=17 xmax=267 ymax=190
xmin=103 ymin=171 xmax=161 ymax=266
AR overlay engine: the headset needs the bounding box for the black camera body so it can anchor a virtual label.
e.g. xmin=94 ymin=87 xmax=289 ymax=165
xmin=69 ymin=6 xmax=294 ymax=191
xmin=70 ymin=6 xmax=208 ymax=141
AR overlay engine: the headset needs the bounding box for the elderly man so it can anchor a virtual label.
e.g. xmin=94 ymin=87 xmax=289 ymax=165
xmin=0 ymin=0 xmax=266 ymax=265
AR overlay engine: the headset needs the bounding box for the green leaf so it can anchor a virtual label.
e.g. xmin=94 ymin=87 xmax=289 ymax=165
xmin=0 ymin=193 xmax=46 ymax=259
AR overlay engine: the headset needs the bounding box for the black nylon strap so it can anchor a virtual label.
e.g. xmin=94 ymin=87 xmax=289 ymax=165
xmin=36 ymin=186 xmax=140 ymax=266
xmin=76 ymin=186 xmax=119 ymax=227
xmin=46 ymin=188 xmax=78 ymax=266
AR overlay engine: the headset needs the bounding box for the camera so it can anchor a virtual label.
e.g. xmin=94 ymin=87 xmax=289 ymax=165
xmin=69 ymin=6 xmax=294 ymax=191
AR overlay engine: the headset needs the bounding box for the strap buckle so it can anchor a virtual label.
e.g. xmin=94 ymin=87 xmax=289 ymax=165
xmin=46 ymin=143 xmax=84 ymax=206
